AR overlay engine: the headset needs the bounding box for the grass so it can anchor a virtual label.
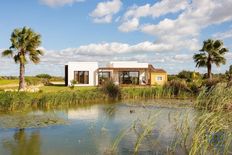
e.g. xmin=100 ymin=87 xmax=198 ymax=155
xmin=40 ymin=85 xmax=96 ymax=93
xmin=0 ymin=79 xmax=18 ymax=85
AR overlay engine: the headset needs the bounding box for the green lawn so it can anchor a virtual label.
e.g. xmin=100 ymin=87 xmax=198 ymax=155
xmin=0 ymin=79 xmax=18 ymax=85
xmin=40 ymin=85 xmax=97 ymax=93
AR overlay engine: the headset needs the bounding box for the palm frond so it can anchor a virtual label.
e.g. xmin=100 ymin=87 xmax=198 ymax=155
xmin=14 ymin=54 xmax=20 ymax=63
xmin=213 ymin=40 xmax=223 ymax=50
xmin=2 ymin=49 xmax=13 ymax=57
xmin=29 ymin=54 xmax=40 ymax=64
xmin=219 ymin=48 xmax=228 ymax=55
xmin=36 ymin=49 xmax=44 ymax=56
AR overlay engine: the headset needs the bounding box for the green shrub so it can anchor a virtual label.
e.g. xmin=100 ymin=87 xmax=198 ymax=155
xmin=35 ymin=74 xmax=53 ymax=86
xmin=36 ymin=74 xmax=52 ymax=79
xmin=101 ymin=80 xmax=121 ymax=99
xmin=164 ymin=79 xmax=190 ymax=96
xmin=202 ymin=78 xmax=220 ymax=91
xmin=69 ymin=80 xmax=77 ymax=89
xmin=167 ymin=75 xmax=179 ymax=81
xmin=188 ymin=82 xmax=201 ymax=95
xmin=25 ymin=77 xmax=42 ymax=86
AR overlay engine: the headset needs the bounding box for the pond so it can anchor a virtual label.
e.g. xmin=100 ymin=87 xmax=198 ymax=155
xmin=0 ymin=100 xmax=231 ymax=155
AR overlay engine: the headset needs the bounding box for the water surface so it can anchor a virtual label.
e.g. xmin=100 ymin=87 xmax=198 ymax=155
xmin=0 ymin=100 xmax=211 ymax=155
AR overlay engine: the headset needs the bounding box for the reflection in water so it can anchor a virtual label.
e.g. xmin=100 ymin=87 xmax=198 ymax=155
xmin=102 ymin=105 xmax=117 ymax=119
xmin=0 ymin=102 xmax=231 ymax=155
xmin=3 ymin=129 xmax=41 ymax=155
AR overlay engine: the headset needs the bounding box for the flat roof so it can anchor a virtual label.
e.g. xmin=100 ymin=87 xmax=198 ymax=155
xmin=98 ymin=67 xmax=148 ymax=71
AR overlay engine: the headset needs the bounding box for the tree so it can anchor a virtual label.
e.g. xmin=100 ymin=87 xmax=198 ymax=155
xmin=193 ymin=39 xmax=228 ymax=80
xmin=177 ymin=70 xmax=201 ymax=82
xmin=225 ymin=65 xmax=232 ymax=81
xmin=2 ymin=27 xmax=44 ymax=90
xmin=36 ymin=74 xmax=52 ymax=79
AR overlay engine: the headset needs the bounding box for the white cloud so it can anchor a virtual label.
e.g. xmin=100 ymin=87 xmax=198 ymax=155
xmin=40 ymin=0 xmax=85 ymax=7
xmin=140 ymin=0 xmax=232 ymax=38
xmin=119 ymin=0 xmax=188 ymax=32
xmin=226 ymin=53 xmax=232 ymax=60
xmin=1 ymin=41 xmax=231 ymax=76
xmin=125 ymin=0 xmax=187 ymax=19
xmin=55 ymin=41 xmax=175 ymax=56
xmin=172 ymin=54 xmax=193 ymax=64
xmin=118 ymin=0 xmax=232 ymax=56
xmin=90 ymin=0 xmax=122 ymax=23
xmin=38 ymin=41 xmax=200 ymax=68
xmin=118 ymin=18 xmax=139 ymax=32
xmin=213 ymin=29 xmax=232 ymax=40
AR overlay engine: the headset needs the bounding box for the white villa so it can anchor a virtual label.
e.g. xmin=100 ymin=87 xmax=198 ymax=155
xmin=65 ymin=61 xmax=167 ymax=86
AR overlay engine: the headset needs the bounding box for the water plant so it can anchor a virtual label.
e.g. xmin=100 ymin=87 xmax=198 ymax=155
xmin=101 ymin=80 xmax=121 ymax=100
xmin=195 ymin=83 xmax=232 ymax=111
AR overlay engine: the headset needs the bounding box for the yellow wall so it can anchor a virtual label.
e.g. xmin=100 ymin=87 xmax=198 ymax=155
xmin=150 ymin=72 xmax=167 ymax=85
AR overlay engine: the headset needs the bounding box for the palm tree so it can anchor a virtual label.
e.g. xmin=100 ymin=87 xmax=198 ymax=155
xmin=2 ymin=27 xmax=44 ymax=90
xmin=193 ymin=39 xmax=228 ymax=80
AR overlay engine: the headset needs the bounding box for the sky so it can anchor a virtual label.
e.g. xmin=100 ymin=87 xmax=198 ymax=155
xmin=0 ymin=0 xmax=232 ymax=76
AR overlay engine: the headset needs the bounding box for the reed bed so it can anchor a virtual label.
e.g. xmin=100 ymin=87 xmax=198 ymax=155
xmin=108 ymin=110 xmax=232 ymax=155
xmin=0 ymin=89 xmax=107 ymax=111
xmin=189 ymin=111 xmax=232 ymax=155
xmin=195 ymin=83 xmax=232 ymax=111
xmin=121 ymin=86 xmax=192 ymax=100
xmin=0 ymin=84 xmax=194 ymax=112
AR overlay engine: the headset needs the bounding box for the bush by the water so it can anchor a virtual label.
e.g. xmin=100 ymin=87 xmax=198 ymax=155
xmin=164 ymin=80 xmax=191 ymax=96
xmin=202 ymin=78 xmax=220 ymax=91
xmin=101 ymin=80 xmax=121 ymax=99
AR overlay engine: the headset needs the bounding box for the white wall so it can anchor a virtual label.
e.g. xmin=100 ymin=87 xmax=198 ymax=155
xmin=108 ymin=61 xmax=148 ymax=68
xmin=67 ymin=62 xmax=98 ymax=86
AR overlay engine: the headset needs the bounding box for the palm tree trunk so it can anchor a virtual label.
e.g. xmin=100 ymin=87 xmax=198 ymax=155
xmin=19 ymin=62 xmax=26 ymax=90
xmin=207 ymin=63 xmax=212 ymax=80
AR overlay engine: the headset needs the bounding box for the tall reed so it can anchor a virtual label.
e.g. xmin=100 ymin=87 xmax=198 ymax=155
xmin=195 ymin=83 xmax=232 ymax=111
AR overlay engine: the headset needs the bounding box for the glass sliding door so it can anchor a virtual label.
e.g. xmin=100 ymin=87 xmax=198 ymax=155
xmin=98 ymin=71 xmax=111 ymax=85
xmin=119 ymin=71 xmax=139 ymax=85
xmin=74 ymin=71 xmax=89 ymax=84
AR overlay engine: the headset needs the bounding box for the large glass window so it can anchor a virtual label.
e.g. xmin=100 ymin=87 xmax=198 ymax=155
xmin=98 ymin=72 xmax=111 ymax=85
xmin=119 ymin=71 xmax=139 ymax=85
xmin=74 ymin=71 xmax=89 ymax=84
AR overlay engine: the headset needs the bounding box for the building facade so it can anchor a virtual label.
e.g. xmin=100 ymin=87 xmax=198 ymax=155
xmin=65 ymin=61 xmax=167 ymax=86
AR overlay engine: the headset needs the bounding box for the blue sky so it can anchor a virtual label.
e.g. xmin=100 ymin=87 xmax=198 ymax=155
xmin=0 ymin=0 xmax=232 ymax=76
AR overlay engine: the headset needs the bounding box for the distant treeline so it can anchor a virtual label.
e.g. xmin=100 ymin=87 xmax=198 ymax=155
xmin=0 ymin=74 xmax=64 ymax=81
